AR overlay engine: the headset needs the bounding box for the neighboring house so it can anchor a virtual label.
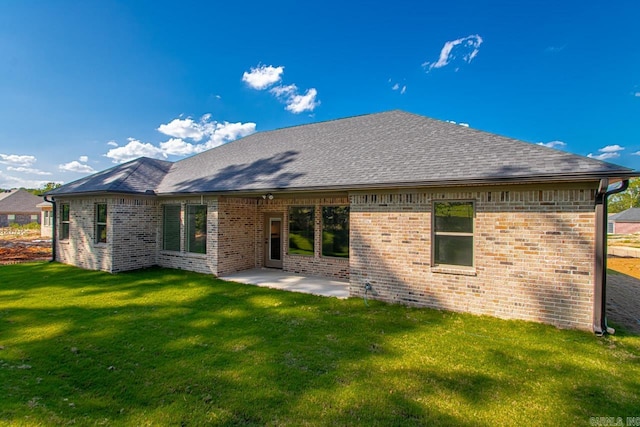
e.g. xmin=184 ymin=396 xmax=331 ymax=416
xmin=46 ymin=110 xmax=636 ymax=333
xmin=0 ymin=188 xmax=42 ymax=227
xmin=37 ymin=201 xmax=53 ymax=237
xmin=608 ymin=208 xmax=640 ymax=234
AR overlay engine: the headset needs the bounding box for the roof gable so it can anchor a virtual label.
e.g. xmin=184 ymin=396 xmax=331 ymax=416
xmin=48 ymin=110 xmax=636 ymax=197
xmin=610 ymin=208 xmax=640 ymax=222
xmin=0 ymin=189 xmax=42 ymax=213
xmin=156 ymin=110 xmax=634 ymax=194
xmin=48 ymin=157 xmax=173 ymax=196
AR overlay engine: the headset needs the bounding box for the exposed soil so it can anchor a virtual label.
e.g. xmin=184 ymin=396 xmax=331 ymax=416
xmin=0 ymin=232 xmax=52 ymax=264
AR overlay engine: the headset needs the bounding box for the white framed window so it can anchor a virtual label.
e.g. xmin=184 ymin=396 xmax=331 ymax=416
xmin=433 ymin=201 xmax=474 ymax=267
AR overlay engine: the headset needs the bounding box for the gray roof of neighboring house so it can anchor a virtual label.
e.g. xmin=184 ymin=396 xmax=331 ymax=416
xmin=609 ymin=208 xmax=640 ymax=222
xmin=0 ymin=189 xmax=42 ymax=214
xmin=48 ymin=110 xmax=636 ymax=197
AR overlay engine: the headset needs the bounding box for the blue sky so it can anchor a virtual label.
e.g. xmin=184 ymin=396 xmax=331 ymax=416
xmin=1 ymin=0 xmax=639 ymax=189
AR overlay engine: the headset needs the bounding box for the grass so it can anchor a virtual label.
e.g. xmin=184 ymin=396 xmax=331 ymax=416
xmin=1 ymin=263 xmax=639 ymax=426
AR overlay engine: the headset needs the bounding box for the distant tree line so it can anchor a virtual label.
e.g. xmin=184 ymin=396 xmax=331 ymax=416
xmin=0 ymin=182 xmax=62 ymax=196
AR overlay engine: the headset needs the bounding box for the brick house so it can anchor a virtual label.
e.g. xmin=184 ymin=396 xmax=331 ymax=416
xmin=608 ymin=208 xmax=640 ymax=234
xmin=0 ymin=188 xmax=42 ymax=227
xmin=45 ymin=111 xmax=636 ymax=333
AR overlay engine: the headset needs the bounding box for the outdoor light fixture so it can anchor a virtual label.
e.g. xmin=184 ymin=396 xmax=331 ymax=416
xmin=262 ymin=193 xmax=274 ymax=200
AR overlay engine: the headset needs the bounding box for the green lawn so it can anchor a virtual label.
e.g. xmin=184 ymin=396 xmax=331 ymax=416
xmin=1 ymin=263 xmax=639 ymax=426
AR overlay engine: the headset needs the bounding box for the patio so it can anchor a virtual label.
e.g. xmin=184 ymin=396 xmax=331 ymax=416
xmin=220 ymin=268 xmax=350 ymax=298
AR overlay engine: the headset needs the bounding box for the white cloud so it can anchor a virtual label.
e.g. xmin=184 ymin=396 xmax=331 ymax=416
xmin=423 ymin=34 xmax=483 ymax=72
xmin=107 ymin=141 xmax=118 ymax=147
xmin=106 ymin=117 xmax=257 ymax=163
xmin=588 ymin=152 xmax=620 ymax=161
xmin=284 ymin=88 xmax=320 ymax=114
xmin=545 ymin=45 xmax=566 ymax=53
xmin=6 ymin=166 xmax=52 ymax=176
xmin=0 ymin=170 xmax=55 ymax=189
xmin=242 ymin=65 xmax=284 ymax=90
xmin=537 ymin=140 xmax=567 ymax=149
xmin=157 ymin=117 xmax=206 ymax=141
xmin=270 ymin=84 xmax=298 ymax=98
xmin=245 ymin=65 xmax=320 ymax=114
xmin=588 ymin=145 xmax=624 ymax=161
xmin=392 ymin=83 xmax=399 ymax=90
xmin=269 ymin=84 xmax=320 ymax=114
xmin=0 ymin=153 xmax=37 ymax=167
xmin=79 ymin=155 xmax=89 ymax=163
xmin=445 ymin=120 xmax=470 ymax=127
xmin=599 ymin=144 xmax=624 ymax=153
xmin=401 ymin=85 xmax=406 ymax=94
xmin=159 ymin=138 xmax=199 ymax=156
xmin=105 ymin=138 xmax=167 ymax=163
xmin=635 ymin=92 xmax=640 ymax=97
xmin=59 ymin=161 xmax=96 ymax=173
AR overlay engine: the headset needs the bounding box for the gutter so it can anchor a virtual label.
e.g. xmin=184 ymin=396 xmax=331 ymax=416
xmin=593 ymin=178 xmax=629 ymax=335
xmin=43 ymin=196 xmax=56 ymax=263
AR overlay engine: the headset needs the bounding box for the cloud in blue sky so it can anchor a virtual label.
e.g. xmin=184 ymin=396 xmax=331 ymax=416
xmin=104 ymin=114 xmax=256 ymax=163
xmin=59 ymin=160 xmax=95 ymax=173
xmin=243 ymin=64 xmax=320 ymax=114
xmin=537 ymin=140 xmax=567 ymax=149
xmin=242 ymin=65 xmax=284 ymax=90
xmin=588 ymin=144 xmax=624 ymax=160
xmin=423 ymin=34 xmax=483 ymax=72
xmin=0 ymin=153 xmax=37 ymax=167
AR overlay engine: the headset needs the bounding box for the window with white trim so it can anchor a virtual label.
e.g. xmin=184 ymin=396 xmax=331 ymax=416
xmin=433 ymin=201 xmax=474 ymax=267
xmin=60 ymin=204 xmax=70 ymax=240
xmin=186 ymin=205 xmax=207 ymax=254
xmin=95 ymin=203 xmax=107 ymax=243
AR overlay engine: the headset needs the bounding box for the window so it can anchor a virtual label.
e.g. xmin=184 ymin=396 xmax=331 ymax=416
xmin=95 ymin=203 xmax=107 ymax=243
xmin=433 ymin=201 xmax=474 ymax=267
xmin=30 ymin=214 xmax=38 ymax=222
xmin=186 ymin=205 xmax=207 ymax=254
xmin=7 ymin=214 xmax=15 ymax=223
xmin=163 ymin=205 xmax=181 ymax=251
xmin=60 ymin=204 xmax=70 ymax=240
xmin=43 ymin=211 xmax=52 ymax=226
xmin=289 ymin=206 xmax=315 ymax=256
xmin=322 ymin=206 xmax=349 ymax=258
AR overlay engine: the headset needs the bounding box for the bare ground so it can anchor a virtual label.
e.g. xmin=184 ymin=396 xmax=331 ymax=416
xmin=0 ymin=231 xmax=52 ymax=264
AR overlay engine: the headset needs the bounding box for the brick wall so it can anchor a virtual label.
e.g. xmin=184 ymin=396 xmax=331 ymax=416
xmin=110 ymin=197 xmax=159 ymax=272
xmin=56 ymin=197 xmax=112 ymax=272
xmin=349 ymin=184 xmax=598 ymax=331
xmin=217 ymin=197 xmax=257 ymax=276
xmin=256 ymin=195 xmax=350 ymax=280
xmin=610 ymin=222 xmax=640 ymax=234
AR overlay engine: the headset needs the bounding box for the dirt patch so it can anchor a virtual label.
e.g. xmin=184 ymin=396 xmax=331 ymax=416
xmin=0 ymin=233 xmax=52 ymax=264
xmin=607 ymin=257 xmax=640 ymax=335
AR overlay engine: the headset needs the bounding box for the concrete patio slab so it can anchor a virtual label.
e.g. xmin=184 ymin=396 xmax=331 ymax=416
xmin=220 ymin=268 xmax=349 ymax=299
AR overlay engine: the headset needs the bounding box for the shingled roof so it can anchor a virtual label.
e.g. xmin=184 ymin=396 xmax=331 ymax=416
xmin=0 ymin=189 xmax=42 ymax=214
xmin=609 ymin=208 xmax=640 ymax=222
xmin=47 ymin=157 xmax=173 ymax=196
xmin=49 ymin=110 xmax=635 ymax=196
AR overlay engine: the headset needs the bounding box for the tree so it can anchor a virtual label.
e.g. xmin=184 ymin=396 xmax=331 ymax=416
xmin=608 ymin=178 xmax=640 ymax=213
xmin=24 ymin=182 xmax=62 ymax=196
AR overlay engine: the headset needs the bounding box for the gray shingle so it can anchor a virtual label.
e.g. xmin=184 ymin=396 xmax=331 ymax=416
xmin=610 ymin=208 xmax=640 ymax=222
xmin=156 ymin=110 xmax=634 ymax=194
xmin=0 ymin=189 xmax=42 ymax=214
xmin=48 ymin=157 xmax=172 ymax=196
xmin=49 ymin=110 xmax=636 ymax=196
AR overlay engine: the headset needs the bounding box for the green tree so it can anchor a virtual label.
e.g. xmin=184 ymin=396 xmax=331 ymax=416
xmin=24 ymin=182 xmax=62 ymax=196
xmin=608 ymin=178 xmax=640 ymax=213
